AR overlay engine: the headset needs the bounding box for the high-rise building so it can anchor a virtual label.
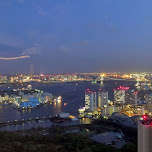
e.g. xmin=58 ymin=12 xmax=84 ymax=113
xmin=90 ymin=93 xmax=96 ymax=111
xmin=85 ymin=90 xmax=97 ymax=112
xmin=138 ymin=116 xmax=152 ymax=152
xmin=98 ymin=91 xmax=102 ymax=107
xmin=85 ymin=91 xmax=90 ymax=110
xmin=114 ymin=90 xmax=125 ymax=104
xmin=125 ymin=89 xmax=138 ymax=104
xmin=114 ymin=86 xmax=129 ymax=104
xmin=101 ymin=92 xmax=108 ymax=106
xmin=98 ymin=90 xmax=108 ymax=107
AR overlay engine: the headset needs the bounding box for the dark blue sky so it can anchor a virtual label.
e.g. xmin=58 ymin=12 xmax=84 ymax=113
xmin=0 ymin=0 xmax=152 ymax=74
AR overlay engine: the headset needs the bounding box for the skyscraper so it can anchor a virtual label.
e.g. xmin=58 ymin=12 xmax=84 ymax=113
xmin=90 ymin=93 xmax=96 ymax=111
xmin=101 ymin=92 xmax=108 ymax=106
xmin=125 ymin=89 xmax=138 ymax=104
xmin=114 ymin=86 xmax=129 ymax=104
xmin=85 ymin=91 xmax=90 ymax=110
xmin=98 ymin=91 xmax=109 ymax=107
xmin=98 ymin=91 xmax=102 ymax=107
xmin=85 ymin=90 xmax=97 ymax=112
xmin=114 ymin=90 xmax=125 ymax=104
xmin=138 ymin=116 xmax=152 ymax=152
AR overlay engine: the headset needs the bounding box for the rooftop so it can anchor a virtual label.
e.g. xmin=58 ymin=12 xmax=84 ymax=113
xmin=140 ymin=119 xmax=152 ymax=126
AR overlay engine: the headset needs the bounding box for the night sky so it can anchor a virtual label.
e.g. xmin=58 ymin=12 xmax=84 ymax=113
xmin=0 ymin=0 xmax=152 ymax=74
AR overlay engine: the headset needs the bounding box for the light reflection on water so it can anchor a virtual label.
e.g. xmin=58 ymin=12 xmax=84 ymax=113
xmin=80 ymin=118 xmax=92 ymax=124
xmin=0 ymin=119 xmax=92 ymax=132
xmin=0 ymin=81 xmax=136 ymax=131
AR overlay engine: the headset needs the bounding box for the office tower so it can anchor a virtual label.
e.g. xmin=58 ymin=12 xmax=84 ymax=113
xmin=98 ymin=91 xmax=102 ymax=107
xmin=85 ymin=90 xmax=97 ymax=112
xmin=101 ymin=92 xmax=108 ymax=106
xmin=85 ymin=91 xmax=90 ymax=110
xmin=114 ymin=86 xmax=129 ymax=104
xmin=93 ymin=92 xmax=97 ymax=111
xmin=114 ymin=89 xmax=125 ymax=104
xmin=138 ymin=117 xmax=152 ymax=152
xmin=90 ymin=93 xmax=95 ymax=111
xmin=143 ymin=94 xmax=152 ymax=113
xmin=125 ymin=89 xmax=138 ymax=104
xmin=98 ymin=91 xmax=108 ymax=107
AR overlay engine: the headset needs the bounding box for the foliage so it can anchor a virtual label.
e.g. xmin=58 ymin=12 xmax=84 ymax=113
xmin=0 ymin=121 xmax=137 ymax=152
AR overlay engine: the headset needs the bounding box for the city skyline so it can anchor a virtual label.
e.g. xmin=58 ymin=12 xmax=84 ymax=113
xmin=0 ymin=1 xmax=151 ymax=151
xmin=1 ymin=0 xmax=152 ymax=74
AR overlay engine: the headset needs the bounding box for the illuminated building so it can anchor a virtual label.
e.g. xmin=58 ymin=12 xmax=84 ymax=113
xmin=0 ymin=95 xmax=2 ymax=103
xmin=78 ymin=107 xmax=85 ymax=117
xmin=13 ymin=90 xmax=53 ymax=109
xmin=98 ymin=91 xmax=102 ymax=107
xmin=138 ymin=116 xmax=152 ymax=152
xmin=125 ymin=89 xmax=138 ymax=104
xmin=114 ymin=90 xmax=125 ymax=104
xmin=85 ymin=91 xmax=91 ymax=110
xmin=3 ymin=93 xmax=9 ymax=101
xmin=20 ymin=97 xmax=40 ymax=108
xmin=101 ymin=105 xmax=120 ymax=117
xmin=85 ymin=90 xmax=97 ymax=112
xmin=0 ymin=75 xmax=7 ymax=83
xmin=98 ymin=90 xmax=108 ymax=107
xmin=90 ymin=92 xmax=97 ymax=111
xmin=101 ymin=92 xmax=108 ymax=106
xmin=114 ymin=86 xmax=129 ymax=104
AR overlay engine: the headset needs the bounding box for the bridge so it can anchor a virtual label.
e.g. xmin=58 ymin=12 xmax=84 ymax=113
xmin=91 ymin=74 xmax=104 ymax=84
xmin=91 ymin=75 xmax=137 ymax=84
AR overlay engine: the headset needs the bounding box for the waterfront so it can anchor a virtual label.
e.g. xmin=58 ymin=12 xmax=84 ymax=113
xmin=0 ymin=80 xmax=136 ymax=131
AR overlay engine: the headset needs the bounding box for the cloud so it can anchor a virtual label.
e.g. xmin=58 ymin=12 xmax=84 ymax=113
xmin=22 ymin=47 xmax=40 ymax=56
xmin=32 ymin=3 xmax=48 ymax=16
xmin=0 ymin=33 xmax=23 ymax=48
xmin=37 ymin=6 xmax=48 ymax=16
xmin=59 ymin=45 xmax=69 ymax=52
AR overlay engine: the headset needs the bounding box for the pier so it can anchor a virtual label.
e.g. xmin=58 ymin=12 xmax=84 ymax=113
xmin=0 ymin=116 xmax=52 ymax=127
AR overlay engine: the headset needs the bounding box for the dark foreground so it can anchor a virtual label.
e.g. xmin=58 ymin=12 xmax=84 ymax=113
xmin=0 ymin=118 xmax=137 ymax=152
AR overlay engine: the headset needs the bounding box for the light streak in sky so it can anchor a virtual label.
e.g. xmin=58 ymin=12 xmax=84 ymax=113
xmin=0 ymin=56 xmax=30 ymax=60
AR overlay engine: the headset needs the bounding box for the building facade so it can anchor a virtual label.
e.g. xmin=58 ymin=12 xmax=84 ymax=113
xmin=138 ymin=118 xmax=152 ymax=152
xmin=114 ymin=89 xmax=125 ymax=104
xmin=85 ymin=91 xmax=97 ymax=112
